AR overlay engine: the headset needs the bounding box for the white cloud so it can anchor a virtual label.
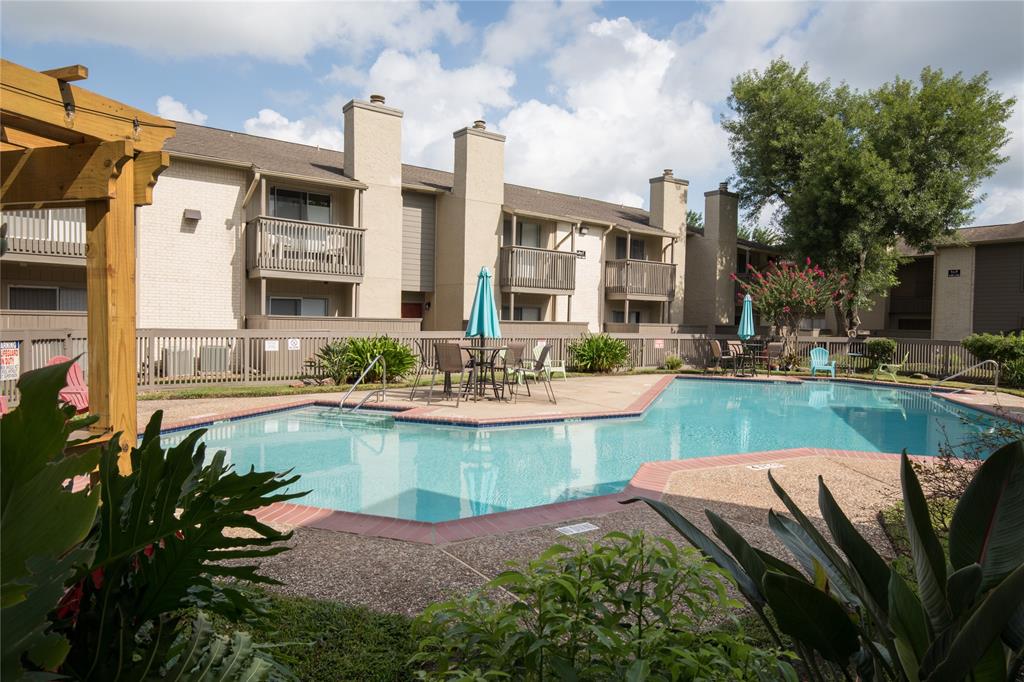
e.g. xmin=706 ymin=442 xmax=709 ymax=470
xmin=330 ymin=49 xmax=516 ymax=170
xmin=3 ymin=1 xmax=470 ymax=63
xmin=243 ymin=109 xmax=343 ymax=150
xmin=481 ymin=0 xmax=598 ymax=66
xmin=156 ymin=95 xmax=207 ymax=125
xmin=498 ymin=18 xmax=730 ymax=208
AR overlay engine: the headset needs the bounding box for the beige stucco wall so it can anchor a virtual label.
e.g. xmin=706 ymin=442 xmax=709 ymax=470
xmin=343 ymin=99 xmax=404 ymax=318
xmin=554 ymin=224 xmax=602 ymax=331
xmin=137 ymin=159 xmax=246 ymax=328
xmin=932 ymin=246 xmax=975 ymax=340
xmin=649 ymin=172 xmax=688 ymax=322
xmin=683 ymin=186 xmax=737 ymax=327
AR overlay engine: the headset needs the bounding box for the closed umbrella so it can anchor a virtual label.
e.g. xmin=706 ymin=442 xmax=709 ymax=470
xmin=738 ymin=294 xmax=755 ymax=341
xmin=465 ymin=266 xmax=502 ymax=339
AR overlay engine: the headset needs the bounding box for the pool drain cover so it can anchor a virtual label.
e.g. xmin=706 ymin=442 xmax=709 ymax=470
xmin=747 ymin=462 xmax=785 ymax=471
xmin=556 ymin=522 xmax=599 ymax=535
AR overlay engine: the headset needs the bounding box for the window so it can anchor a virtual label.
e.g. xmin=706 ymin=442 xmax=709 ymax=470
xmin=503 ymin=220 xmax=543 ymax=248
xmin=611 ymin=310 xmax=642 ymax=324
xmin=500 ymin=305 xmax=542 ymax=321
xmin=268 ymin=296 xmax=328 ymax=316
xmin=8 ymin=286 xmax=86 ymax=311
xmin=615 ymin=236 xmax=646 ymax=260
xmin=268 ymin=187 xmax=332 ymax=223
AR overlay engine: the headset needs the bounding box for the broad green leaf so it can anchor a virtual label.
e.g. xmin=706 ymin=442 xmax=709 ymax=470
xmin=900 ymin=452 xmax=951 ymax=634
xmin=948 ymin=439 xmax=1024 ymax=590
xmin=763 ymin=572 xmax=860 ymax=666
xmin=888 ymin=570 xmax=929 ymax=680
xmin=818 ymin=476 xmax=890 ymax=610
xmin=923 ymin=562 xmax=1024 ymax=681
xmin=767 ymin=510 xmax=859 ymax=608
xmin=945 ymin=563 xmax=982 ymax=619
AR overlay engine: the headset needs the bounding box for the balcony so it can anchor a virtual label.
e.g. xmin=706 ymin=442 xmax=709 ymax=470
xmin=605 ymin=259 xmax=676 ymax=300
xmin=0 ymin=208 xmax=86 ymax=263
xmin=246 ymin=216 xmax=364 ymax=282
xmin=499 ymin=246 xmax=576 ymax=294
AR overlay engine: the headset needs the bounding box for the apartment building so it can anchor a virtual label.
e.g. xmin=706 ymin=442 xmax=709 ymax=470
xmin=856 ymin=222 xmax=1024 ymax=340
xmin=0 ymin=94 xmax=767 ymax=334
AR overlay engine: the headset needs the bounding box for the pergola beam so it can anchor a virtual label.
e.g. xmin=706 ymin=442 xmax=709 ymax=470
xmin=133 ymin=151 xmax=170 ymax=206
xmin=1 ymin=59 xmax=174 ymax=153
xmin=41 ymin=64 xmax=89 ymax=82
xmin=0 ymin=140 xmax=134 ymax=208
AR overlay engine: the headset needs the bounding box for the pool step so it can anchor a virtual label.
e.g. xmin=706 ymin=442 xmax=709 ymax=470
xmin=339 ymin=412 xmax=396 ymax=430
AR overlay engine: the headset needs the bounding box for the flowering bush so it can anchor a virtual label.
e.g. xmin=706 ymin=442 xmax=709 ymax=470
xmin=732 ymin=258 xmax=847 ymax=355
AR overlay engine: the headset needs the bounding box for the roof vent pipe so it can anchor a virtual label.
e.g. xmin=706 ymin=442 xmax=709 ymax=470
xmin=663 ymin=169 xmax=673 ymax=178
xmin=473 ymin=119 xmax=486 ymax=130
xmin=719 ymin=181 xmax=728 ymax=191
xmin=369 ymin=94 xmax=386 ymax=104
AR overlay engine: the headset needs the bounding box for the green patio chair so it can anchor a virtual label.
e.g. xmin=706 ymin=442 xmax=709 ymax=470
xmin=873 ymin=352 xmax=910 ymax=383
xmin=809 ymin=347 xmax=835 ymax=378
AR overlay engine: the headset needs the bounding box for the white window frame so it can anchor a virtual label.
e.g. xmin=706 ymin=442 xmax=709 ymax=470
xmin=7 ymin=285 xmax=85 ymax=312
xmin=267 ymin=296 xmax=329 ymax=317
xmin=268 ymin=185 xmax=333 ymax=224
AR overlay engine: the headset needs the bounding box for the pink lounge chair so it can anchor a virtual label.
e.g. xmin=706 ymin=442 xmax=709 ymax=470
xmin=47 ymin=355 xmax=89 ymax=413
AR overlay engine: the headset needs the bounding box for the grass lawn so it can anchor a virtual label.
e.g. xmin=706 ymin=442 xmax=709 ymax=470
xmin=230 ymin=591 xmax=417 ymax=682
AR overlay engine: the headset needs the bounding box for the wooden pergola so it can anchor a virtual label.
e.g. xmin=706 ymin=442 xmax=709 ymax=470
xmin=1 ymin=59 xmax=176 ymax=470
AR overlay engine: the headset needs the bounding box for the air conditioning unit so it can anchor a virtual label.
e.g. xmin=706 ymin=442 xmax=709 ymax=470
xmin=161 ymin=348 xmax=194 ymax=378
xmin=199 ymin=345 xmax=230 ymax=373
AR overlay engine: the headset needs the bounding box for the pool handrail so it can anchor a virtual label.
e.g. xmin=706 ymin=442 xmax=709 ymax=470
xmin=340 ymin=354 xmax=387 ymax=410
xmin=929 ymin=359 xmax=1000 ymax=395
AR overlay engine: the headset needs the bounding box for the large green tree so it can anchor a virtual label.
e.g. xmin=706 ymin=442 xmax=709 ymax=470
xmin=724 ymin=59 xmax=1015 ymax=332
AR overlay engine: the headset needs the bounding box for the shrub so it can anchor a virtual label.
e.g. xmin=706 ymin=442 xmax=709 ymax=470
xmin=1 ymin=361 xmax=303 ymax=680
xmin=310 ymin=340 xmax=349 ymax=384
xmin=865 ymin=337 xmax=898 ymax=367
xmin=664 ymin=354 xmax=683 ymax=371
xmin=628 ymin=439 xmax=1024 ymax=681
xmin=962 ymin=332 xmax=1024 ymax=386
xmin=343 ymin=336 xmax=417 ymax=383
xmin=412 ymin=532 xmax=797 ymax=680
xmin=569 ymin=333 xmax=631 ymax=372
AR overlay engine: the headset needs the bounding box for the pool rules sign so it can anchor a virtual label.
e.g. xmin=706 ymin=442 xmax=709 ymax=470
xmin=0 ymin=341 xmax=20 ymax=381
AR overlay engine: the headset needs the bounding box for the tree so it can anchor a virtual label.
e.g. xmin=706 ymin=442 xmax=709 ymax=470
xmin=723 ymin=59 xmax=1015 ymax=333
xmin=686 ymin=209 xmax=704 ymax=232
xmin=737 ymin=222 xmax=783 ymax=247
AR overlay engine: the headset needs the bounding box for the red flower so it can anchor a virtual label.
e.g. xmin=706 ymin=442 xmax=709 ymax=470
xmin=90 ymin=567 xmax=104 ymax=589
xmin=806 ymin=257 xmax=811 ymax=265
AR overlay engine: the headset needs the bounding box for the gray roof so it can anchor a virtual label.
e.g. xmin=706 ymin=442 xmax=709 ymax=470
xmin=898 ymin=220 xmax=1024 ymax=255
xmin=165 ymin=122 xmax=677 ymax=236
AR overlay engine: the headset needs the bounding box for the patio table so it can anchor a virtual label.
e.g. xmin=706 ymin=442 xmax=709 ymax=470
xmin=845 ymin=352 xmax=864 ymax=377
xmin=465 ymin=345 xmax=508 ymax=401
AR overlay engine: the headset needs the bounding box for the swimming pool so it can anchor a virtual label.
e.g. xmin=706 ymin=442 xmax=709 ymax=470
xmin=167 ymin=379 xmax=1004 ymax=522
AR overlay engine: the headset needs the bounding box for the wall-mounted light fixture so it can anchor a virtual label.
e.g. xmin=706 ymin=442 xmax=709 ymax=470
xmin=578 ymin=225 xmax=589 ymax=236
xmin=182 ymin=209 xmax=202 ymax=222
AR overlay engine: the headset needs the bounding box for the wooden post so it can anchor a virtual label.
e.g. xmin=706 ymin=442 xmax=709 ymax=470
xmin=85 ymin=157 xmax=136 ymax=471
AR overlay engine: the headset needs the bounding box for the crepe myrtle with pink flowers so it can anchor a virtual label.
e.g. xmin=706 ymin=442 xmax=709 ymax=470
xmin=732 ymin=258 xmax=849 ymax=357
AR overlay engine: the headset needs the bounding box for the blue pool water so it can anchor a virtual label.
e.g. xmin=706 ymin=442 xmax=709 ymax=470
xmin=169 ymin=379 xmax=1005 ymax=522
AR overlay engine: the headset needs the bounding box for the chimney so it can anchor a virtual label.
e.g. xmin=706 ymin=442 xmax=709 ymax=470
xmin=342 ymin=95 xmax=402 ymax=184
xmin=341 ymin=95 xmax=404 ymax=317
xmin=649 ymin=168 xmax=688 ymax=234
xmin=453 ymin=120 xmax=505 ymax=204
xmin=693 ymin=181 xmax=739 ymax=326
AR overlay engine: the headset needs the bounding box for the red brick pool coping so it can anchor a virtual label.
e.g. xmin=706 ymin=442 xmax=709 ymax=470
xmin=250 ymin=448 xmax=905 ymax=545
xmin=140 ymin=373 xmax=1020 ymax=545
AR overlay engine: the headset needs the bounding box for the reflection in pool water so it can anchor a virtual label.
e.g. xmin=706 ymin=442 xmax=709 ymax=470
xmin=164 ymin=379 xmax=1004 ymax=522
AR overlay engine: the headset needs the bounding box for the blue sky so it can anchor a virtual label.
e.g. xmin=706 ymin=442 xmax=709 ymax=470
xmin=3 ymin=1 xmax=1021 ymax=225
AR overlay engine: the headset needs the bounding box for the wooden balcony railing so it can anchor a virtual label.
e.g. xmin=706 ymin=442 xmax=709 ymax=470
xmin=499 ymin=246 xmax=575 ymax=293
xmin=246 ymin=216 xmax=364 ymax=282
xmin=605 ymin=259 xmax=676 ymax=299
xmin=0 ymin=208 xmax=86 ymax=260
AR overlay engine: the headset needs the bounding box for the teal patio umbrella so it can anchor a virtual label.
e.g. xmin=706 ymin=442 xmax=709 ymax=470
xmin=465 ymin=266 xmax=502 ymax=339
xmin=738 ymin=294 xmax=755 ymax=341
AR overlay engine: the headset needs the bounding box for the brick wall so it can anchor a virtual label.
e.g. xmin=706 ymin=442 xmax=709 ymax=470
xmin=137 ymin=160 xmax=246 ymax=329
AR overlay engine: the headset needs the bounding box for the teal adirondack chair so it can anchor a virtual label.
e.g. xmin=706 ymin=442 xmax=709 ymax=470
xmin=809 ymin=347 xmax=835 ymax=378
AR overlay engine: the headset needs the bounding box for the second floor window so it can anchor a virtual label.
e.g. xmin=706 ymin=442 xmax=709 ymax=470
xmin=615 ymin=236 xmax=647 ymax=260
xmin=269 ymin=187 xmax=331 ymax=223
